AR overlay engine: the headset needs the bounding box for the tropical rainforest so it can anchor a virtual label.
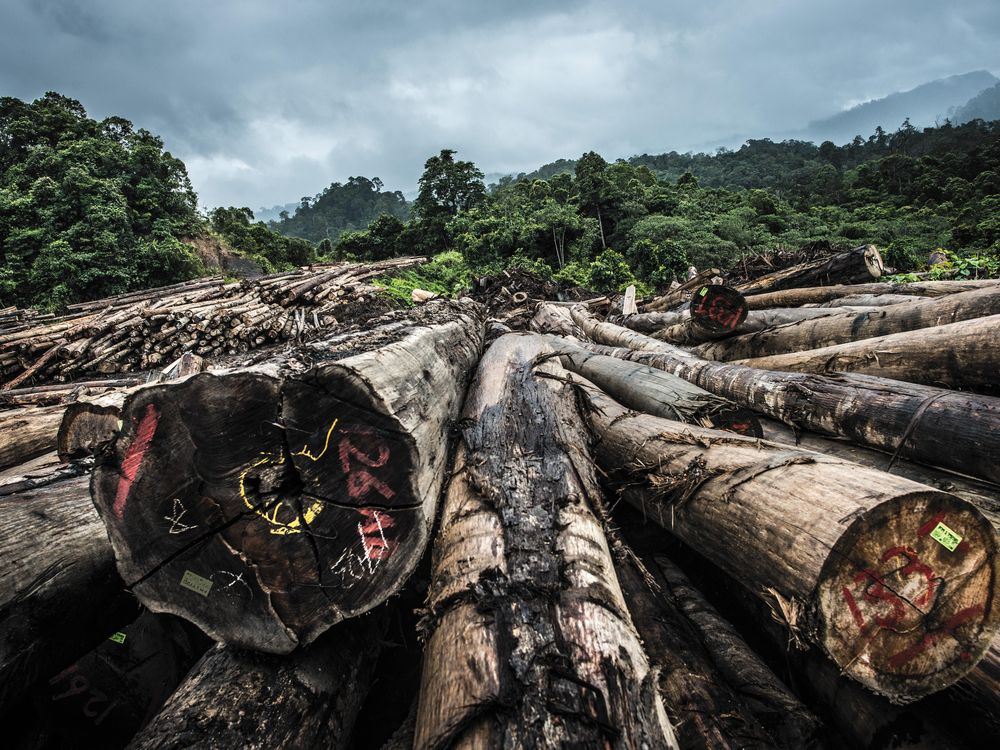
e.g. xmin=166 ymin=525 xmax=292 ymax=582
xmin=2 ymin=92 xmax=999 ymax=310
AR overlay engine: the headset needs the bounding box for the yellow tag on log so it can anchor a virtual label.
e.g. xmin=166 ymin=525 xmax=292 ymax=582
xmin=930 ymin=522 xmax=962 ymax=552
xmin=699 ymin=287 xmax=708 ymax=296
xmin=180 ymin=570 xmax=213 ymax=597
xmin=108 ymin=632 xmax=127 ymax=644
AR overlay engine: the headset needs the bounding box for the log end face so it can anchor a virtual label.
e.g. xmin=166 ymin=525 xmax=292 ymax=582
xmin=689 ymin=285 xmax=749 ymax=334
xmin=864 ymin=244 xmax=885 ymax=279
xmin=815 ymin=491 xmax=1000 ymax=703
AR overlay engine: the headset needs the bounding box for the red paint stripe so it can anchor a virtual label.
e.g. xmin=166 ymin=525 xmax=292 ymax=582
xmin=113 ymin=403 xmax=161 ymax=518
xmin=917 ymin=512 xmax=945 ymax=537
xmin=843 ymin=585 xmax=867 ymax=630
xmin=887 ymin=604 xmax=985 ymax=669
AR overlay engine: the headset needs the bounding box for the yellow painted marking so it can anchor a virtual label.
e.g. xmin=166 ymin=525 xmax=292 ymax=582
xmin=239 ymin=419 xmax=337 ymax=535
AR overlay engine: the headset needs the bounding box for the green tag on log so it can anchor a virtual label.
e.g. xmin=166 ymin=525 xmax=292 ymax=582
xmin=699 ymin=287 xmax=708 ymax=296
xmin=930 ymin=522 xmax=962 ymax=552
xmin=180 ymin=570 xmax=213 ymax=597
xmin=108 ymin=632 xmax=127 ymax=644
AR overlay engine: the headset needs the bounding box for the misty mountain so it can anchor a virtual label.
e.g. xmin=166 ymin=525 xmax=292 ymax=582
xmin=803 ymin=70 xmax=997 ymax=144
xmin=952 ymin=82 xmax=1000 ymax=124
xmin=253 ymin=203 xmax=300 ymax=224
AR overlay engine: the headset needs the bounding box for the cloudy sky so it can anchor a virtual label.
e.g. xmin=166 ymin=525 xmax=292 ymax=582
xmin=3 ymin=0 xmax=999 ymax=210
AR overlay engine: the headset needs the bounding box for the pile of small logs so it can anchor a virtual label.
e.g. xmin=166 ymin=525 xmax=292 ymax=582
xmin=3 ymin=244 xmax=1000 ymax=750
xmin=0 ymin=257 xmax=423 ymax=389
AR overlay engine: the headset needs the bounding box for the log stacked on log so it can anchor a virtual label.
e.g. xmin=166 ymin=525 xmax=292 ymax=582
xmin=735 ymin=244 xmax=885 ymax=295
xmin=414 ymin=334 xmax=678 ymax=749
xmin=744 ymin=277 xmax=1000 ymax=309
xmin=0 ymin=257 xmax=424 ymax=388
xmin=90 ymin=300 xmax=483 ymax=654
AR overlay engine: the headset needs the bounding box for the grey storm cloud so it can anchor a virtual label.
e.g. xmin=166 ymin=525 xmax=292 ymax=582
xmin=3 ymin=0 xmax=999 ymax=210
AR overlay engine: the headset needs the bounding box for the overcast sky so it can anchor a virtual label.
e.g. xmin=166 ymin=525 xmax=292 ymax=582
xmin=3 ymin=0 xmax=999 ymax=210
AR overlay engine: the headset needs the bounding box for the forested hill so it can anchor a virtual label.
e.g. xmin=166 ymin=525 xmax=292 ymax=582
xmin=265 ymin=176 xmax=409 ymax=246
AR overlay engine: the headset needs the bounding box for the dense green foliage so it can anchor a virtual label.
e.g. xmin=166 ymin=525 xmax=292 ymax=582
xmin=0 ymin=93 xmax=206 ymax=308
xmin=352 ymin=120 xmax=1000 ymax=295
xmin=208 ymin=206 xmax=315 ymax=273
xmin=266 ymin=176 xmax=408 ymax=245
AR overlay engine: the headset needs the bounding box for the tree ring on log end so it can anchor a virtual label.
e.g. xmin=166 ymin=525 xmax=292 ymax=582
xmin=815 ymin=490 xmax=1000 ymax=703
xmin=689 ymin=285 xmax=748 ymax=334
xmin=92 ymin=370 xmax=423 ymax=654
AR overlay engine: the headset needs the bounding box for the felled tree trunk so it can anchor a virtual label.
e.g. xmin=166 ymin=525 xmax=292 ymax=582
xmin=744 ymin=278 xmax=1000 ymax=310
xmin=567 ymin=311 xmax=1000 ymax=484
xmin=628 ymin=305 xmax=880 ymax=338
xmin=0 ymin=469 xmax=133 ymax=714
xmin=947 ymin=637 xmax=1000 ymax=738
xmin=647 ymin=555 xmax=824 ymax=749
xmin=645 ymin=268 xmax=721 ymax=311
xmin=549 ymin=338 xmax=761 ymax=436
xmin=128 ymin=611 xmax=386 ymax=750
xmin=529 ymin=301 xmax=586 ymax=338
xmin=575 ymin=378 xmax=1000 ymax=703
xmin=735 ymin=313 xmax=1000 ymax=391
xmin=696 ymin=285 xmax=1000 ymax=361
xmin=648 ymin=285 xmax=749 ymax=344
xmin=34 ymin=611 xmax=208 ymax=747
xmin=91 ymin=301 xmax=484 ymax=654
xmin=813 ymin=293 xmax=919 ymax=307
xmin=414 ymin=334 xmax=678 ymax=750
xmin=613 ymin=551 xmax=779 ymax=749
xmin=759 ymin=419 xmax=1000 ymax=527
xmin=0 ymin=403 xmax=65 ymax=471
xmin=735 ymin=244 xmax=884 ymax=295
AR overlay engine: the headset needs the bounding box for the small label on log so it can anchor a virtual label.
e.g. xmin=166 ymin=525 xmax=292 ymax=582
xmin=108 ymin=632 xmax=127 ymax=644
xmin=930 ymin=522 xmax=962 ymax=551
xmin=699 ymin=286 xmax=708 ymax=296
xmin=180 ymin=570 xmax=213 ymax=597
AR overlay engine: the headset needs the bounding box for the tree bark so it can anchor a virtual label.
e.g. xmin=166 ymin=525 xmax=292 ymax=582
xmin=128 ymin=611 xmax=386 ymax=749
xmin=567 ymin=310 xmax=1000 ymax=484
xmin=647 ymin=555 xmax=824 ymax=749
xmin=0 ymin=403 xmax=65 ymax=471
xmin=529 ymin=301 xmax=586 ymax=338
xmin=548 ymin=338 xmax=761 ymax=436
xmin=812 ymin=293 xmax=919 ymax=307
xmin=696 ymin=285 xmax=1000 ymax=362
xmin=413 ymin=333 xmax=678 ymax=750
xmin=0 ymin=469 xmax=133 ymax=714
xmin=734 ymin=313 xmax=1000 ymax=391
xmin=613 ymin=550 xmax=780 ymax=750
xmin=575 ymin=378 xmax=1000 ymax=703
xmin=627 ymin=304 xmax=880 ymax=338
xmin=735 ymin=244 xmax=884 ymax=295
xmin=33 ymin=611 xmax=208 ymax=747
xmin=946 ymin=637 xmax=1000 ymax=738
xmin=91 ymin=301 xmax=484 ymax=654
xmin=744 ymin=278 xmax=1000 ymax=310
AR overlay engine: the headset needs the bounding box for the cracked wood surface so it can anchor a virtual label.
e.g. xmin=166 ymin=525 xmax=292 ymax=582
xmin=567 ymin=310 xmax=1000 ymax=485
xmin=574 ymin=378 xmax=1000 ymax=703
xmin=91 ymin=301 xmax=483 ymax=653
xmin=414 ymin=333 xmax=678 ymax=750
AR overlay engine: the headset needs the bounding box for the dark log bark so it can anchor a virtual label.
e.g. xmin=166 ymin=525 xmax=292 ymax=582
xmin=568 ymin=310 xmax=1000 ymax=484
xmin=735 ymin=313 xmax=1000 ymax=391
xmin=946 ymin=637 xmax=1000 ymax=738
xmin=128 ymin=611 xmax=386 ymax=750
xmin=0 ymin=404 xmax=65 ymax=471
xmin=744 ymin=278 xmax=1000 ymax=310
xmin=697 ymin=284 xmax=1000 ymax=362
xmin=574 ymin=377 xmax=1000 ymax=703
xmin=648 ymin=555 xmax=824 ymax=749
xmin=0 ymin=470 xmax=134 ymax=714
xmin=613 ymin=550 xmax=779 ymax=750
xmin=413 ymin=333 xmax=678 ymax=750
xmin=549 ymin=338 xmax=761 ymax=436
xmin=736 ymin=244 xmax=884 ymax=295
xmin=91 ymin=301 xmax=484 ymax=654
xmin=33 ymin=611 xmax=208 ymax=747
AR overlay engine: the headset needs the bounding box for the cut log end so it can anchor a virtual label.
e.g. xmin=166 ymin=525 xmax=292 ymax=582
xmin=689 ymin=284 xmax=748 ymax=334
xmin=815 ymin=490 xmax=1000 ymax=703
xmin=864 ymin=244 xmax=885 ymax=279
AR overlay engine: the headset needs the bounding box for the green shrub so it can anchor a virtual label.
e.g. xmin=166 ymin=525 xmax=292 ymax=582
xmin=588 ymin=249 xmax=636 ymax=292
xmin=375 ymin=250 xmax=472 ymax=304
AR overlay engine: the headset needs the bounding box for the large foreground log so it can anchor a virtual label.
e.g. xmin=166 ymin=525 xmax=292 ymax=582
xmin=568 ymin=311 xmax=1000 ymax=484
xmin=414 ymin=334 xmax=678 ymax=749
xmin=736 ymin=244 xmax=884 ymax=295
xmin=576 ymin=379 xmax=1000 ymax=703
xmin=735 ymin=313 xmax=1000 ymax=390
xmin=696 ymin=285 xmax=1000 ymax=361
xmin=91 ymin=301 xmax=484 ymax=653
xmin=744 ymin=278 xmax=1000 ymax=309
xmin=128 ymin=611 xmax=386 ymax=749
xmin=0 ymin=468 xmax=132 ymax=713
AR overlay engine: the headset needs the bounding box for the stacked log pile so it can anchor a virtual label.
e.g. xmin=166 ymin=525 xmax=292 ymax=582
xmin=2 ymin=245 xmax=1000 ymax=749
